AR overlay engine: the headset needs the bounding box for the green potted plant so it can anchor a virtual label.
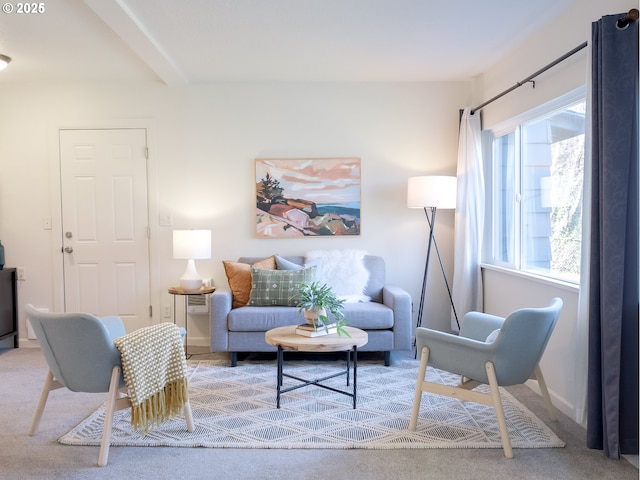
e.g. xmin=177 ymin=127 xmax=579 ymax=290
xmin=294 ymin=281 xmax=350 ymax=336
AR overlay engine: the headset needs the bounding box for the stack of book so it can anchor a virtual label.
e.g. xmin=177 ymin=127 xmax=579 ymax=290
xmin=295 ymin=322 xmax=337 ymax=337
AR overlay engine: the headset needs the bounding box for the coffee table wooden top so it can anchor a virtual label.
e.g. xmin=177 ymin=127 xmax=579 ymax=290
xmin=265 ymin=325 xmax=368 ymax=353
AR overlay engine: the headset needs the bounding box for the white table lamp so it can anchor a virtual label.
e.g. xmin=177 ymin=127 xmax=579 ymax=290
xmin=173 ymin=230 xmax=211 ymax=290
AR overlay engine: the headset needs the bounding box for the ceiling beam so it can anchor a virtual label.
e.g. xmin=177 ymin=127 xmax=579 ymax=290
xmin=83 ymin=0 xmax=188 ymax=86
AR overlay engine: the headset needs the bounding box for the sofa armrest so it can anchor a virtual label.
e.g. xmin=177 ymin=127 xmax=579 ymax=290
xmin=382 ymin=284 xmax=412 ymax=350
xmin=210 ymin=287 xmax=233 ymax=351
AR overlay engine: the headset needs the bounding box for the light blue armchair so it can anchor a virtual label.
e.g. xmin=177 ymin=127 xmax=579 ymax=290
xmin=25 ymin=304 xmax=195 ymax=467
xmin=409 ymin=298 xmax=563 ymax=458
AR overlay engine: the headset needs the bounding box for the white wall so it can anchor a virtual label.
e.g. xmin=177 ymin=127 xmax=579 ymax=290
xmin=475 ymin=0 xmax=637 ymax=422
xmin=477 ymin=0 xmax=636 ymax=128
xmin=0 ymin=80 xmax=471 ymax=346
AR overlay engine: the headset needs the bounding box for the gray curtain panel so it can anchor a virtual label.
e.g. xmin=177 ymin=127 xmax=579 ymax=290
xmin=587 ymin=12 xmax=639 ymax=458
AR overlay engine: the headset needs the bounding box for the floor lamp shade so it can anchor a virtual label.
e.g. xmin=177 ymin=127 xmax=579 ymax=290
xmin=407 ymin=176 xmax=457 ymax=209
xmin=173 ymin=230 xmax=211 ymax=290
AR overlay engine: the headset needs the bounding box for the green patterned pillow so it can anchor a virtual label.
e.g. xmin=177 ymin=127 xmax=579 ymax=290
xmin=248 ymin=266 xmax=317 ymax=306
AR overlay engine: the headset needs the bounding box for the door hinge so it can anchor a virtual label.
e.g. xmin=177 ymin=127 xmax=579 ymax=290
xmin=146 ymin=226 xmax=151 ymax=239
xmin=149 ymin=305 xmax=153 ymax=317
xmin=144 ymin=147 xmax=149 ymax=159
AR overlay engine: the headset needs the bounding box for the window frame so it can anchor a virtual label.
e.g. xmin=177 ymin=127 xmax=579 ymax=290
xmin=483 ymin=86 xmax=586 ymax=284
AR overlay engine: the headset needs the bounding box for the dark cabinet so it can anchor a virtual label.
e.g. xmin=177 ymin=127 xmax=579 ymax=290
xmin=0 ymin=268 xmax=17 ymax=348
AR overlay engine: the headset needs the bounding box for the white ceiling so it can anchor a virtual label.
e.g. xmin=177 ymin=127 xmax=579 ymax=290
xmin=0 ymin=0 xmax=579 ymax=85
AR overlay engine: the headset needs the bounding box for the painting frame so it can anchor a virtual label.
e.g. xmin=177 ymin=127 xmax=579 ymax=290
xmin=255 ymin=158 xmax=361 ymax=238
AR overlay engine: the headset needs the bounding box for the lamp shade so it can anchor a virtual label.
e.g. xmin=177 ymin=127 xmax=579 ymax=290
xmin=407 ymin=176 xmax=457 ymax=209
xmin=173 ymin=230 xmax=211 ymax=260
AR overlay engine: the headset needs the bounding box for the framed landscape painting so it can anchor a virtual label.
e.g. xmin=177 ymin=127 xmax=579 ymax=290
xmin=255 ymin=158 xmax=361 ymax=238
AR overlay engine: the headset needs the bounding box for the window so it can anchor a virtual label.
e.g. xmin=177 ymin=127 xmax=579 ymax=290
xmin=487 ymin=93 xmax=586 ymax=283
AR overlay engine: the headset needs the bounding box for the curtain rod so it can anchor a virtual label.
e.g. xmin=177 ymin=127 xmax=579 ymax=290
xmin=470 ymin=41 xmax=588 ymax=115
xmin=471 ymin=8 xmax=639 ymax=115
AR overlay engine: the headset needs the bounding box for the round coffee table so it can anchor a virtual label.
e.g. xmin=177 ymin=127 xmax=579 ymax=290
xmin=265 ymin=325 xmax=368 ymax=408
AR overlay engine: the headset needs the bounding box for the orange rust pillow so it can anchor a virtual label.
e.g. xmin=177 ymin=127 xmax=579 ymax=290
xmin=223 ymin=256 xmax=276 ymax=308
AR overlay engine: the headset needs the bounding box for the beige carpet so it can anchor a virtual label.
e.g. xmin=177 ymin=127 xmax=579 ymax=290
xmin=59 ymin=359 xmax=564 ymax=450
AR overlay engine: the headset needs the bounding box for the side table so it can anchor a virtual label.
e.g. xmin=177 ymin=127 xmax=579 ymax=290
xmin=168 ymin=285 xmax=215 ymax=357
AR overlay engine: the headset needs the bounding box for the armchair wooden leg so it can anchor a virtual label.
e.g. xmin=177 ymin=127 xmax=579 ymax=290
xmin=409 ymin=346 xmax=430 ymax=431
xmin=184 ymin=401 xmax=195 ymax=432
xmin=532 ymin=365 xmax=557 ymax=422
xmin=29 ymin=370 xmax=64 ymax=436
xmin=485 ymin=361 xmax=513 ymax=459
xmin=98 ymin=365 xmax=122 ymax=467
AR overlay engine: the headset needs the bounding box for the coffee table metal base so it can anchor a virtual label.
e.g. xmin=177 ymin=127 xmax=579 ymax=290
xmin=275 ymin=345 xmax=359 ymax=409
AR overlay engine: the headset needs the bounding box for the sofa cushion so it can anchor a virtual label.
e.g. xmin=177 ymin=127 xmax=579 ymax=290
xmin=362 ymin=256 xmax=385 ymax=303
xmin=237 ymin=254 xmax=385 ymax=302
xmin=228 ymin=306 xmax=304 ymax=331
xmin=248 ymin=266 xmax=317 ymax=306
xmin=342 ymin=302 xmax=394 ymax=329
xmin=305 ymin=249 xmax=371 ymax=303
xmin=240 ymin=255 xmax=304 ymax=266
xmin=275 ymin=254 xmax=322 ymax=278
xmin=223 ymin=256 xmax=276 ymax=308
xmin=227 ymin=301 xmax=394 ymax=332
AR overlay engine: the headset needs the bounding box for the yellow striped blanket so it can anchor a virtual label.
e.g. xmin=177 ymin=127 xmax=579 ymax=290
xmin=113 ymin=322 xmax=189 ymax=434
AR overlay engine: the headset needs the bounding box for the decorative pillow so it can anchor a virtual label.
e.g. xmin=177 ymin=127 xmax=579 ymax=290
xmin=275 ymin=255 xmax=322 ymax=279
xmin=248 ymin=266 xmax=317 ymax=306
xmin=223 ymin=256 xmax=276 ymax=308
xmin=305 ymin=249 xmax=370 ymax=303
xmin=485 ymin=329 xmax=501 ymax=343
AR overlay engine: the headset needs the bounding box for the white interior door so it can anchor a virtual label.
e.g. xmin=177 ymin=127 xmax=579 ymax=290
xmin=59 ymin=129 xmax=151 ymax=332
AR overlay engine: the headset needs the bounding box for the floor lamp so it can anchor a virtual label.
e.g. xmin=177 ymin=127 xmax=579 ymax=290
xmin=407 ymin=176 xmax=459 ymax=349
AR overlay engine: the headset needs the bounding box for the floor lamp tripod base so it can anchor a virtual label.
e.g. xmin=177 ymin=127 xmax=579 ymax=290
xmin=414 ymin=207 xmax=459 ymax=356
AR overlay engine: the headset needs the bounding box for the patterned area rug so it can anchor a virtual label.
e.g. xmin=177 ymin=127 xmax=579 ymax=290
xmin=59 ymin=359 xmax=564 ymax=450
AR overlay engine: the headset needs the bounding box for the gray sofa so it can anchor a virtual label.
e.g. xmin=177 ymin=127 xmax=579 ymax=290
xmin=210 ymin=255 xmax=412 ymax=366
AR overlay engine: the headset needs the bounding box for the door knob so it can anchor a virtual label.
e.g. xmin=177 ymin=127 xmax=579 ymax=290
xmin=64 ymin=246 xmax=74 ymax=253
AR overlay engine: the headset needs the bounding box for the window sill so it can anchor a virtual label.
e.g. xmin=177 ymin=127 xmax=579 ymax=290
xmin=480 ymin=263 xmax=580 ymax=294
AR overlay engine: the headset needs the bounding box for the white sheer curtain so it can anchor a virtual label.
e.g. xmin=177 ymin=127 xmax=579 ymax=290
xmin=574 ymin=44 xmax=592 ymax=427
xmin=451 ymin=108 xmax=484 ymax=331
